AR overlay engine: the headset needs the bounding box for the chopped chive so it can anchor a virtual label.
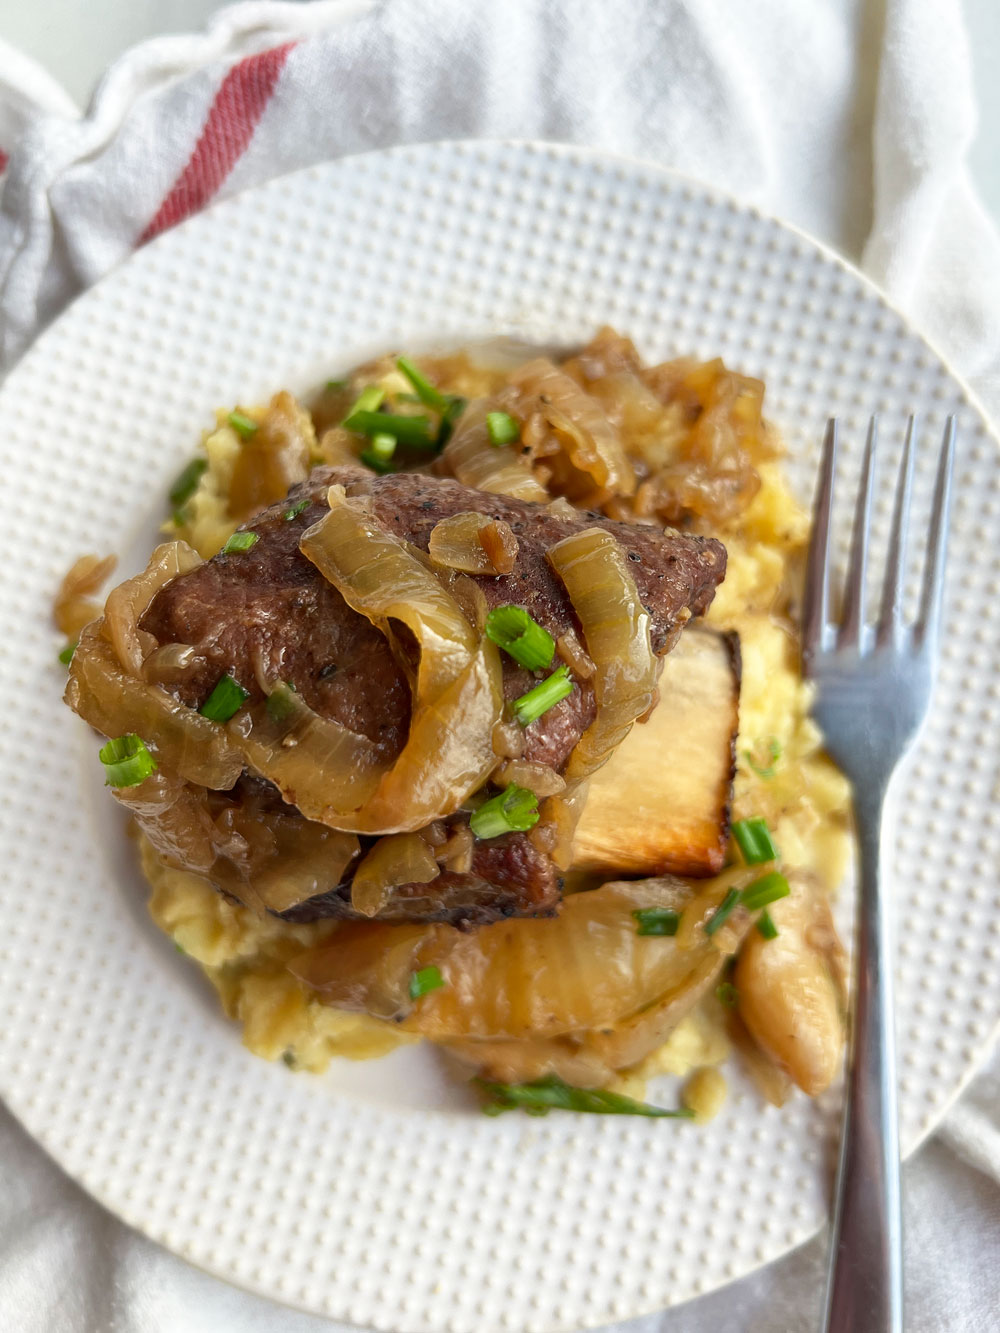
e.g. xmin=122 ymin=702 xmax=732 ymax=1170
xmin=732 ymin=816 xmax=778 ymax=865
xmin=199 ymin=673 xmax=249 ymax=723
xmin=409 ymin=965 xmax=444 ymax=1000
xmin=168 ymin=457 xmax=208 ymax=509
xmin=744 ymin=736 xmax=782 ymax=779
xmin=437 ymin=395 xmax=467 ymax=448
xmin=396 ymin=356 xmax=450 ymax=411
xmin=484 ymin=605 xmax=555 ymax=671
xmin=470 ymin=785 xmax=540 ymax=839
xmin=283 ymin=499 xmax=309 ymax=521
xmin=227 ymin=410 xmax=258 ymax=439
xmin=704 ymin=887 xmax=741 ymax=937
xmin=222 ymin=530 xmax=259 ymax=554
xmin=98 ymin=734 xmax=156 ymax=788
xmin=740 ymin=871 xmax=791 ymax=912
xmin=371 ymin=432 xmax=397 ymax=458
xmin=633 ymin=907 xmax=680 ymax=937
xmin=361 ymin=431 xmax=399 ymax=472
xmin=343 ymin=408 xmax=433 ymax=443
xmin=511 ymin=665 xmax=574 ymax=726
xmin=342 ymin=385 xmax=385 ymax=421
xmin=325 ymin=379 xmax=347 ymax=392
xmin=265 ymin=681 xmax=298 ymax=723
xmin=715 ymin=981 xmax=739 ymax=1007
xmin=486 ymin=410 xmax=520 ymax=446
xmin=474 ymin=1074 xmax=695 ymax=1119
xmin=757 ymin=910 xmax=779 ymax=940
xmin=58 ymin=640 xmax=78 ymax=666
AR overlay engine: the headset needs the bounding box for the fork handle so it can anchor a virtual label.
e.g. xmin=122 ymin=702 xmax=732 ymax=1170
xmin=821 ymin=784 xmax=903 ymax=1333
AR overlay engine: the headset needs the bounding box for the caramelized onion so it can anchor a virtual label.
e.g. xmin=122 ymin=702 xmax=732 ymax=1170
xmin=104 ymin=542 xmax=202 ymax=676
xmin=427 ymin=511 xmax=518 ymax=576
xmin=66 ymin=622 xmax=243 ymax=790
xmin=506 ymin=359 xmax=635 ymax=505
xmin=437 ymin=823 xmax=474 ymax=873
xmin=292 ymin=878 xmax=746 ymax=1047
xmin=269 ymin=487 xmax=504 ymax=834
xmin=555 ymin=628 xmax=595 ymax=680
xmin=443 ymin=400 xmax=549 ymax=501
xmin=54 ymin=553 xmax=118 ymax=638
xmin=227 ymin=391 xmax=313 ymax=519
xmin=546 ymin=528 xmax=658 ymax=783
xmin=228 ymin=686 xmax=385 ymax=818
xmin=350 ymin=834 xmax=440 ymax=918
xmin=496 ymin=760 xmax=566 ymax=798
xmin=122 ymin=772 xmax=359 ymax=914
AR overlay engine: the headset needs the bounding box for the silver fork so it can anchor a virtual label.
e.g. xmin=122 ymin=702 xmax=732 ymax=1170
xmin=802 ymin=415 xmax=957 ymax=1333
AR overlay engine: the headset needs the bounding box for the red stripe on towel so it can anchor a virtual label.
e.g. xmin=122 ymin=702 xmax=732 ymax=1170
xmin=139 ymin=41 xmax=294 ymax=244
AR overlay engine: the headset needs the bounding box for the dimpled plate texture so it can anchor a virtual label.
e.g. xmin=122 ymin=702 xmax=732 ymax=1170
xmin=1 ymin=141 xmax=999 ymax=1333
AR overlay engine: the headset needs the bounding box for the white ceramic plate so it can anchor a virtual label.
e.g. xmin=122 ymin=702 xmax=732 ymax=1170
xmin=1 ymin=141 xmax=999 ymax=1333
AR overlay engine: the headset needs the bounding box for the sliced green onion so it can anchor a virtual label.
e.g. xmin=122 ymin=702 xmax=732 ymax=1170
xmin=343 ymin=408 xmax=433 ymax=443
xmin=757 ymin=911 xmax=779 ymax=940
xmin=58 ymin=640 xmax=78 ymax=666
xmin=486 ymin=410 xmax=520 ymax=446
xmin=715 ymin=981 xmax=739 ymax=1007
xmin=227 ymin=410 xmax=258 ymax=439
xmin=222 ymin=530 xmax=259 ymax=554
xmin=743 ymin=736 xmax=782 ymax=779
xmin=325 ymin=379 xmax=347 ymax=392
xmin=265 ymin=681 xmax=298 ymax=723
xmin=409 ymin=965 xmax=445 ymax=1000
xmin=632 ymin=907 xmax=680 ymax=937
xmin=199 ymin=673 xmax=249 ymax=723
xmin=704 ymin=887 xmax=741 ymax=937
xmin=474 ymin=1074 xmax=695 ymax=1119
xmin=168 ymin=457 xmax=207 ymax=509
xmin=740 ymin=870 xmax=791 ymax=912
xmin=470 ymin=785 xmax=539 ymax=839
xmin=283 ymin=499 xmax=309 ymax=521
xmin=396 ymin=356 xmax=450 ymax=411
xmin=395 ymin=391 xmax=423 ymax=404
xmin=484 ymin=605 xmax=555 ymax=670
xmin=360 ymin=432 xmax=398 ymax=475
xmin=511 ymin=665 xmax=574 ymax=727
xmin=436 ymin=394 xmax=466 ymax=447
xmin=732 ymin=816 xmax=778 ymax=865
xmin=99 ymin=734 xmax=156 ymax=788
xmin=342 ymin=385 xmax=385 ymax=421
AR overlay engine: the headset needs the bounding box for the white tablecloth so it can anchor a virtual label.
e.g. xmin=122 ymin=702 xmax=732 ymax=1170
xmin=1 ymin=2 xmax=998 ymax=1329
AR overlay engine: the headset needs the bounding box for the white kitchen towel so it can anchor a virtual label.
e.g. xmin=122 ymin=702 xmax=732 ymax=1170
xmin=1 ymin=1 xmax=998 ymax=1330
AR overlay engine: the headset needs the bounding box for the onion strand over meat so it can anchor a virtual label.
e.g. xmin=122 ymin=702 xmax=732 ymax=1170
xmin=546 ymin=527 xmax=658 ymax=783
xmin=281 ymin=485 xmax=504 ymax=833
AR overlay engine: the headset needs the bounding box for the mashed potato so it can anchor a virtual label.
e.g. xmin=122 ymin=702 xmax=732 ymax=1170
xmin=145 ymin=347 xmax=851 ymax=1091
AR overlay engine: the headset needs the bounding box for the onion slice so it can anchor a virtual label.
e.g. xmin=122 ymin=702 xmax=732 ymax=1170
xmin=104 ymin=541 xmax=202 ymax=676
xmin=546 ymin=527 xmax=658 ymax=784
xmin=506 ymin=359 xmax=636 ymax=505
xmin=428 ymin=511 xmax=518 ymax=576
xmin=265 ymin=486 xmax=505 ymax=834
xmin=350 ymin=833 xmax=441 ymax=917
xmin=67 ymin=622 xmax=244 ymax=790
xmin=443 ymin=400 xmax=549 ymax=501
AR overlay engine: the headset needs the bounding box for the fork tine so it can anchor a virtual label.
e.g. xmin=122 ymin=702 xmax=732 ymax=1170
xmin=840 ymin=417 xmax=878 ymax=648
xmin=915 ymin=416 xmax=957 ymax=650
xmin=876 ymin=416 xmax=917 ymax=647
xmin=802 ymin=419 xmax=839 ymax=664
